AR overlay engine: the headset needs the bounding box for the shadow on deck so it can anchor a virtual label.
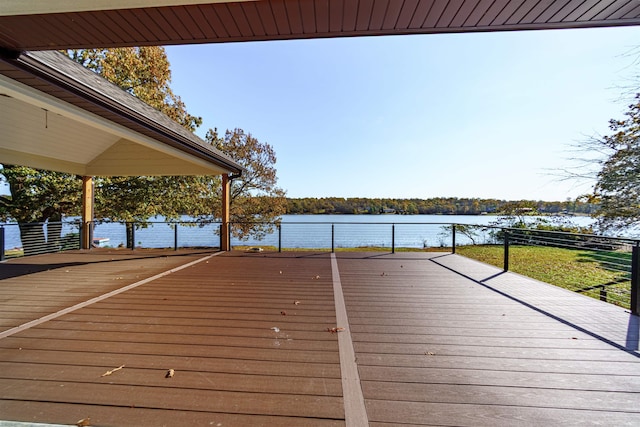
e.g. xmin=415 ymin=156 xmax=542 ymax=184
xmin=0 ymin=250 xmax=638 ymax=426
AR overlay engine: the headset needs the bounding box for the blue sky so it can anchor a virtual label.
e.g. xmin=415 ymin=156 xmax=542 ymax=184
xmin=165 ymin=26 xmax=640 ymax=202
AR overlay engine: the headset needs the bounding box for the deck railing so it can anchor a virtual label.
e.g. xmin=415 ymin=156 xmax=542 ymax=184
xmin=453 ymin=224 xmax=640 ymax=314
xmin=1 ymin=219 xmax=639 ymax=314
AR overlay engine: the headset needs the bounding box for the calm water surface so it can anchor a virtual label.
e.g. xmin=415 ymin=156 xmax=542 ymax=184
xmin=2 ymin=214 xmax=595 ymax=250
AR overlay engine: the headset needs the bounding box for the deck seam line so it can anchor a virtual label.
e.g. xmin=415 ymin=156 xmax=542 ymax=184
xmin=331 ymin=253 xmax=369 ymax=427
xmin=0 ymin=252 xmax=223 ymax=340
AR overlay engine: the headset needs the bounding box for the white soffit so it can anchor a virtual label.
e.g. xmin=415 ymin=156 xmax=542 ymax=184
xmin=0 ymin=73 xmax=228 ymax=176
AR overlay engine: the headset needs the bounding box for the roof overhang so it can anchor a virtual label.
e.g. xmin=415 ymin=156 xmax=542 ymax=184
xmin=0 ymin=0 xmax=639 ymax=50
xmin=0 ymin=50 xmax=243 ymax=177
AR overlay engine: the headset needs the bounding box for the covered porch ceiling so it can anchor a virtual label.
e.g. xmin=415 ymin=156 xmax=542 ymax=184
xmin=0 ymin=49 xmax=242 ymax=177
xmin=0 ymin=0 xmax=639 ymax=50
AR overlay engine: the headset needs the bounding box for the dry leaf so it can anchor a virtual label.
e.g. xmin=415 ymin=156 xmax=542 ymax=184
xmin=425 ymin=352 xmax=435 ymax=356
xmin=271 ymin=327 xmax=280 ymax=333
xmin=293 ymin=300 xmax=300 ymax=305
xmin=165 ymin=369 xmax=175 ymax=378
xmin=327 ymin=327 xmax=345 ymax=334
xmin=76 ymin=417 xmax=91 ymax=426
xmin=280 ymin=311 xmax=287 ymax=316
xmin=101 ymin=365 xmax=124 ymax=377
xmin=313 ymin=275 xmax=320 ymax=279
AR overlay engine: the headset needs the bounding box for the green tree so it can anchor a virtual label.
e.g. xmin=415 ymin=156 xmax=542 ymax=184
xmin=67 ymin=47 xmax=202 ymax=130
xmin=206 ymin=128 xmax=287 ymax=240
xmin=590 ymin=94 xmax=640 ymax=232
xmin=0 ymin=166 xmax=81 ymax=254
xmin=2 ymin=47 xmax=285 ymax=252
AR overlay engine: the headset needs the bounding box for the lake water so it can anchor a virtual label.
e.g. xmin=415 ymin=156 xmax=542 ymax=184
xmin=1 ymin=214 xmax=595 ymax=251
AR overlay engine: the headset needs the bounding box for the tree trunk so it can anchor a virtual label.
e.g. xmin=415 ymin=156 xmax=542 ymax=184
xmin=126 ymin=222 xmax=134 ymax=249
xmin=18 ymin=223 xmax=47 ymax=256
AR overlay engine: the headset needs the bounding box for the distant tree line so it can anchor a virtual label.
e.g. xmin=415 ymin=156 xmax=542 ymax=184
xmin=286 ymin=197 xmax=597 ymax=216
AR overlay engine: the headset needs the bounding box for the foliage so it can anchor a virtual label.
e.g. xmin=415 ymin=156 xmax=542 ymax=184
xmin=285 ymin=197 xmax=596 ymax=216
xmin=485 ymin=201 xmax=594 ymax=244
xmin=439 ymin=224 xmax=481 ymax=245
xmin=0 ymin=165 xmax=81 ymax=255
xmin=0 ymin=165 xmax=80 ymax=223
xmin=590 ymin=93 xmax=640 ymax=233
xmin=2 ymin=46 xmax=285 ymax=253
xmin=66 ymin=47 xmax=202 ymax=130
xmin=206 ymin=128 xmax=287 ymax=239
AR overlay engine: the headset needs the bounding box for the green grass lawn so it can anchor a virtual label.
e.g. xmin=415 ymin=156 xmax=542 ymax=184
xmin=456 ymin=245 xmax=632 ymax=309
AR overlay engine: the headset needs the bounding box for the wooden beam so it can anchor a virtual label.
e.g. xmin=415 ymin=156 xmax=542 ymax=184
xmin=81 ymin=176 xmax=93 ymax=250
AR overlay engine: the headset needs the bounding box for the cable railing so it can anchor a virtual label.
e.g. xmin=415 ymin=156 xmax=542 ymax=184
xmin=0 ymin=221 xmax=81 ymax=258
xmin=455 ymin=224 xmax=639 ymax=313
xmin=2 ymin=219 xmax=638 ymax=314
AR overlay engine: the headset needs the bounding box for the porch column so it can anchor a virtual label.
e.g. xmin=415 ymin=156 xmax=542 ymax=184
xmin=221 ymin=173 xmax=231 ymax=251
xmin=81 ymin=176 xmax=94 ymax=249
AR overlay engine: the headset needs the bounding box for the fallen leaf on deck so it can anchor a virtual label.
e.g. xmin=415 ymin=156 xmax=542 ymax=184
xmin=271 ymin=327 xmax=280 ymax=332
xmin=76 ymin=417 xmax=91 ymax=426
xmin=327 ymin=327 xmax=345 ymax=334
xmin=280 ymin=311 xmax=287 ymax=316
xmin=165 ymin=369 xmax=175 ymax=378
xmin=313 ymin=275 xmax=320 ymax=279
xmin=294 ymin=301 xmax=300 ymax=305
xmin=101 ymin=365 xmax=124 ymax=377
xmin=425 ymin=352 xmax=435 ymax=356
xmin=279 ymin=271 xmax=283 ymax=274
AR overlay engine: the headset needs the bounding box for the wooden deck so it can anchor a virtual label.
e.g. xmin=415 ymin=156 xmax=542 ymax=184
xmin=0 ymin=250 xmax=639 ymax=426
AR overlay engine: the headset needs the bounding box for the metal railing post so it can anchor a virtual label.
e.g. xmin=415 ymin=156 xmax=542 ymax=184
xmin=599 ymin=285 xmax=607 ymax=303
xmin=89 ymin=221 xmax=94 ymax=250
xmin=130 ymin=223 xmax=135 ymax=250
xmin=219 ymin=224 xmax=223 ymax=250
xmin=503 ymin=229 xmax=509 ymax=272
xmin=0 ymin=226 xmax=5 ymax=261
xmin=452 ymin=224 xmax=456 ymax=254
xmin=278 ymin=224 xmax=282 ymax=253
xmin=331 ymin=224 xmax=335 ymax=253
xmin=631 ymin=244 xmax=639 ymax=316
xmin=78 ymin=221 xmax=84 ymax=250
xmin=392 ymin=224 xmax=395 ymax=254
xmin=174 ymin=223 xmax=178 ymax=251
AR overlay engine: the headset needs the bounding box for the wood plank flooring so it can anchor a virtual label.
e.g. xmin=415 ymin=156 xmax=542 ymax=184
xmin=336 ymin=252 xmax=640 ymax=426
xmin=1 ymin=250 xmax=639 ymax=426
xmin=0 ymin=251 xmax=343 ymax=426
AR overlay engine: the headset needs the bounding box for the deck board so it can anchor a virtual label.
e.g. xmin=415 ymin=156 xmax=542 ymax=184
xmin=1 ymin=250 xmax=640 ymax=425
xmin=335 ymin=252 xmax=640 ymax=426
xmin=0 ymin=251 xmax=345 ymax=426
